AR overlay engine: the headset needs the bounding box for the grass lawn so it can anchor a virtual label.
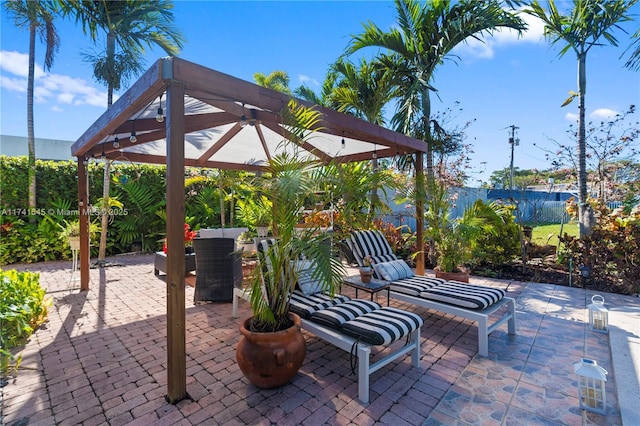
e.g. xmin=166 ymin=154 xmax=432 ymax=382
xmin=530 ymin=222 xmax=579 ymax=246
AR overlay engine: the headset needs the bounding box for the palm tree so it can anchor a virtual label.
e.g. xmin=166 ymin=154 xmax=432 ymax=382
xmin=3 ymin=0 xmax=60 ymax=219
xmin=520 ymin=0 xmax=637 ymax=237
xmin=330 ymin=57 xmax=399 ymax=222
xmin=345 ymin=0 xmax=526 ymax=190
xmin=345 ymin=0 xmax=525 ymax=272
xmin=58 ymin=0 xmax=185 ymax=261
xmin=253 ymin=70 xmax=292 ymax=95
xmin=624 ymin=27 xmax=640 ymax=71
xmin=294 ymin=70 xmax=339 ymax=108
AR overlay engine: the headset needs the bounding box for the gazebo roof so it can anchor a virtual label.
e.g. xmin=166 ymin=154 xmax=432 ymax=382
xmin=71 ymin=57 xmax=425 ymax=168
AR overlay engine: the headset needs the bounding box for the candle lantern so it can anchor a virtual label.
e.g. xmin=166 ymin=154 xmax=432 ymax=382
xmin=573 ymin=358 xmax=608 ymax=414
xmin=588 ymin=295 xmax=608 ymax=333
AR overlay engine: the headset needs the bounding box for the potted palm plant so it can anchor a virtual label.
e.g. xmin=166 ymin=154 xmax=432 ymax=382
xmin=425 ymin=181 xmax=499 ymax=283
xmin=236 ymin=101 xmax=345 ymax=389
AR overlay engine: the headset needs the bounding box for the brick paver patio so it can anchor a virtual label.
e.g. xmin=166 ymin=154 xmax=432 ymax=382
xmin=1 ymin=253 xmax=636 ymax=425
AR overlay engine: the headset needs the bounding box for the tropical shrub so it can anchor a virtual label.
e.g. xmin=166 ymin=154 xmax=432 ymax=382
xmin=470 ymin=201 xmax=521 ymax=268
xmin=0 ymin=268 xmax=49 ymax=376
xmin=560 ymin=203 xmax=640 ymax=295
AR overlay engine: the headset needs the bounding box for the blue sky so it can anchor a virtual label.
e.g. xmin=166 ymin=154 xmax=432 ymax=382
xmin=1 ymin=1 xmax=638 ymax=184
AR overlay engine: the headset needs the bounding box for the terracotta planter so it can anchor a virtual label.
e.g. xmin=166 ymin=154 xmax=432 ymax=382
xmin=236 ymin=313 xmax=306 ymax=389
xmin=359 ymin=267 xmax=373 ymax=283
xmin=434 ymin=268 xmax=470 ymax=283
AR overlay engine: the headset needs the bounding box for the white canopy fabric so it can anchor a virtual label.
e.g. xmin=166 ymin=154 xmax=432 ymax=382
xmin=72 ymin=57 xmax=425 ymax=170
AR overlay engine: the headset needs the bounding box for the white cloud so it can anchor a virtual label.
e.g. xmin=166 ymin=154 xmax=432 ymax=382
xmin=565 ymin=108 xmax=620 ymax=123
xmin=0 ymin=50 xmax=107 ymax=108
xmin=590 ymin=108 xmax=618 ymax=120
xmin=0 ymin=75 xmax=26 ymax=93
xmin=298 ymin=74 xmax=319 ymax=87
xmin=453 ymin=11 xmax=546 ymax=60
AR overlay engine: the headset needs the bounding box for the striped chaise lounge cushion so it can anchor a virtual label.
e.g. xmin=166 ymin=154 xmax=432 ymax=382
xmin=340 ymin=307 xmax=423 ymax=345
xmin=289 ymin=290 xmax=351 ymax=319
xmin=310 ymin=299 xmax=380 ymax=328
xmin=348 ymin=230 xmax=506 ymax=310
xmin=419 ymin=281 xmax=505 ymax=310
xmin=346 ymin=230 xmax=399 ymax=279
xmin=311 ymin=301 xmax=423 ymax=345
xmin=389 ymin=276 xmax=445 ymax=296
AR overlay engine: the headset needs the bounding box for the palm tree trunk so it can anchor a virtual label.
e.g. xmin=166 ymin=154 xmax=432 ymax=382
xmin=219 ymin=172 xmax=226 ymax=227
xmin=421 ymin=89 xmax=435 ymax=191
xmin=576 ymin=52 xmax=592 ymax=238
xmin=27 ymin=23 xmax=37 ymax=222
xmin=368 ymin=158 xmax=379 ymax=224
xmin=98 ymin=32 xmax=116 ymax=261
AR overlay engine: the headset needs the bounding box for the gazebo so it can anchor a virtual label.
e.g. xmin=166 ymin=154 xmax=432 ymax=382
xmin=71 ymin=56 xmax=426 ymax=403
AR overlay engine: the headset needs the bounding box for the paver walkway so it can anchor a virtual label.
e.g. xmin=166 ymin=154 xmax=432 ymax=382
xmin=1 ymin=253 xmax=638 ymax=425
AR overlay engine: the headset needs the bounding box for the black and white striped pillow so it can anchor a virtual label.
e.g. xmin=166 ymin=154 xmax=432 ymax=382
xmin=374 ymin=259 xmax=414 ymax=281
xmin=341 ymin=307 xmax=424 ymax=345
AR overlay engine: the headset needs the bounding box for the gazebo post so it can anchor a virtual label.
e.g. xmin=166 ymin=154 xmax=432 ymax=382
xmin=165 ymin=81 xmax=188 ymax=403
xmin=415 ymin=152 xmax=425 ymax=276
xmin=78 ymin=157 xmax=90 ymax=291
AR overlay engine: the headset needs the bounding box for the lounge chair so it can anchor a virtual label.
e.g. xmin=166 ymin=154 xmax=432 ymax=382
xmin=232 ymin=239 xmax=423 ymax=404
xmin=346 ymin=230 xmax=516 ymax=357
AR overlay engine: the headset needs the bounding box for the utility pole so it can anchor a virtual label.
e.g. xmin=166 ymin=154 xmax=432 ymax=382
xmin=508 ymin=125 xmax=519 ymax=191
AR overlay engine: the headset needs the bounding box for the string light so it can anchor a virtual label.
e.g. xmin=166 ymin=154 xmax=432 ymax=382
xmin=129 ymin=122 xmax=137 ymax=143
xmin=156 ymin=94 xmax=164 ymax=123
xmin=239 ymin=103 xmax=247 ymax=127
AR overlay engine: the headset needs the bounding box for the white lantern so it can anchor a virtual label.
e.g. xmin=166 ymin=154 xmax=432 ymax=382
xmin=574 ymin=358 xmax=608 ymax=414
xmin=588 ymin=295 xmax=608 ymax=333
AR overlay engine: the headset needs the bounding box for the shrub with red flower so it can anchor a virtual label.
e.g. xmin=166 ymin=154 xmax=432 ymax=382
xmin=163 ymin=223 xmax=197 ymax=253
xmin=184 ymin=223 xmax=197 ymax=244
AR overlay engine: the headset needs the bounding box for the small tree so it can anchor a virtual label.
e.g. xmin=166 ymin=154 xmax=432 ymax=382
xmin=537 ymin=105 xmax=639 ymax=202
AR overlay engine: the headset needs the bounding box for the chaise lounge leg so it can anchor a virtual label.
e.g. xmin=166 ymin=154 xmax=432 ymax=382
xmin=411 ymin=327 xmax=421 ymax=367
xmin=232 ymin=287 xmax=242 ymax=318
xmin=357 ymin=344 xmax=372 ymax=404
xmin=507 ymin=299 xmax=516 ymax=335
xmin=478 ymin=317 xmax=489 ymax=357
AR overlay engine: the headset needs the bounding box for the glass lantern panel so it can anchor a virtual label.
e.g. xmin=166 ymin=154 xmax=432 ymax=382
xmin=578 ymin=376 xmax=606 ymax=414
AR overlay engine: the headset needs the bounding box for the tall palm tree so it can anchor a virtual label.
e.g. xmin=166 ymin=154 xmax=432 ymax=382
xmin=521 ymin=0 xmax=636 ymax=237
xmin=58 ymin=0 xmax=185 ymax=261
xmin=345 ymin=0 xmax=526 ymax=189
xmin=3 ymin=0 xmax=60 ymax=219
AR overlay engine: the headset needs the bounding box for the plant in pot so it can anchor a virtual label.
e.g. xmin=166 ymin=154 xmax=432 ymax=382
xmin=425 ymin=181 xmax=498 ymax=283
xmin=58 ymin=219 xmax=98 ymax=251
xmin=237 ymin=196 xmax=272 ymax=238
xmin=236 ymin=100 xmax=345 ymax=389
xmin=359 ymin=255 xmax=374 ymax=283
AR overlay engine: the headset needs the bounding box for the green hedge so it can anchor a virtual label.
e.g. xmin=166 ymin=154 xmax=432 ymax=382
xmin=0 ymin=156 xmax=234 ymax=265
